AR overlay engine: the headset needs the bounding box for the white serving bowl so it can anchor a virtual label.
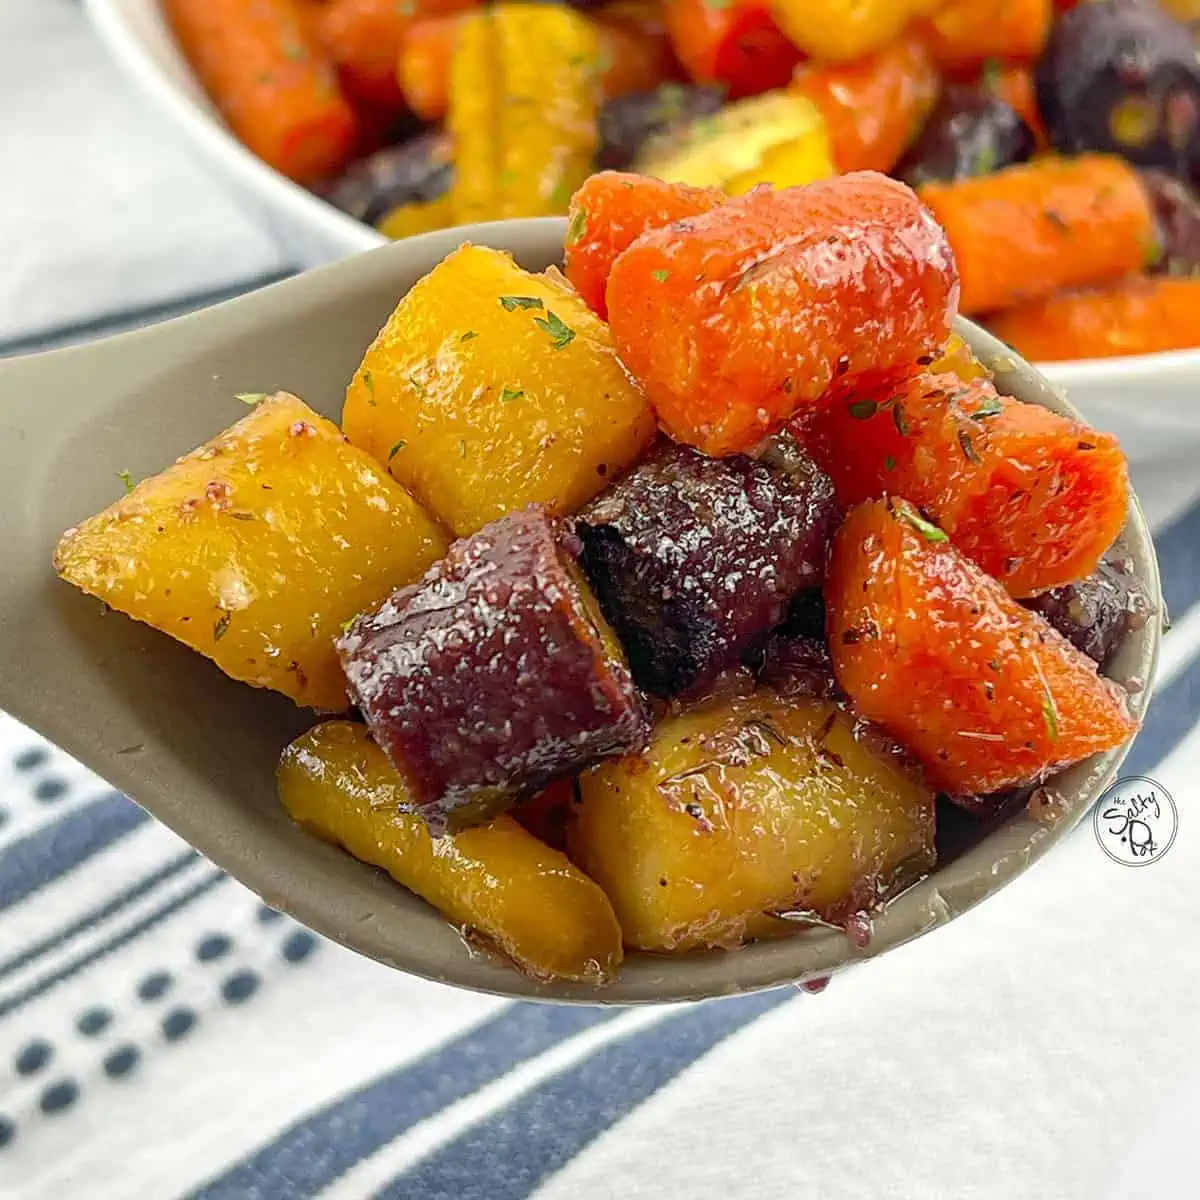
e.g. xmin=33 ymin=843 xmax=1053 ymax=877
xmin=84 ymin=0 xmax=1200 ymax=464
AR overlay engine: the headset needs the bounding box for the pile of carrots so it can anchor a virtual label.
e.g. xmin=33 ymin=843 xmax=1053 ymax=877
xmin=164 ymin=0 xmax=1200 ymax=364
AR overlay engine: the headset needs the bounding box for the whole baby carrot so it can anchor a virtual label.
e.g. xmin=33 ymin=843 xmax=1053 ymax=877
xmin=918 ymin=155 xmax=1157 ymax=315
xmin=564 ymin=171 xmax=726 ymax=317
xmin=792 ymin=32 xmax=940 ymax=173
xmin=921 ymin=0 xmax=1052 ymax=72
xmin=988 ymin=277 xmax=1200 ymax=362
xmin=607 ymin=171 xmax=960 ymax=456
xmin=797 ymin=369 xmax=1129 ymax=596
xmin=165 ymin=0 xmax=359 ymax=184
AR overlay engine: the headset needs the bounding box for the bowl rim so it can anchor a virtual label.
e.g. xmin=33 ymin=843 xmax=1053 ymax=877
xmin=84 ymin=0 xmax=386 ymax=257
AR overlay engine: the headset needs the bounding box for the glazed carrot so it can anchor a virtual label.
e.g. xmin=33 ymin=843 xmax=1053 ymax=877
xmin=921 ymin=0 xmax=1052 ymax=72
xmin=798 ymin=370 xmax=1129 ymax=596
xmin=826 ymin=500 xmax=1138 ymax=797
xmin=595 ymin=5 xmax=682 ymax=101
xmin=564 ymin=171 xmax=726 ymax=318
xmin=983 ymin=63 xmax=1048 ymax=148
xmin=665 ymin=0 xmax=802 ymax=99
xmin=295 ymin=0 xmax=327 ymax=48
xmin=772 ymin=0 xmax=945 ymax=63
xmin=607 ymin=172 xmax=959 ymax=456
xmin=988 ymin=277 xmax=1200 ymax=362
xmin=164 ymin=0 xmax=358 ymax=185
xmin=918 ymin=155 xmax=1157 ymax=315
xmin=320 ymin=0 xmax=477 ymax=116
xmin=397 ymin=13 xmax=465 ymax=122
xmin=792 ymin=33 xmax=940 ymax=173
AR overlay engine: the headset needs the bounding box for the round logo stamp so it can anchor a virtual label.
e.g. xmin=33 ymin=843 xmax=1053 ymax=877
xmin=1093 ymin=775 xmax=1178 ymax=867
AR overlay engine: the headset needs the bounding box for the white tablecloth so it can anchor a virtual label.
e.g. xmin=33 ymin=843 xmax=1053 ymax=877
xmin=2 ymin=4 xmax=1198 ymax=1197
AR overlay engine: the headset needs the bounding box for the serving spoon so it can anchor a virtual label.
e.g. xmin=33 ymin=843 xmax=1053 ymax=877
xmin=0 ymin=218 xmax=1162 ymax=1004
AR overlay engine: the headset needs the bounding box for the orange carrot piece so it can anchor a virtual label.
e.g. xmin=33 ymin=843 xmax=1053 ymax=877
xmin=564 ymin=171 xmax=726 ymax=318
xmin=918 ymin=155 xmax=1157 ymax=315
xmin=798 ymin=370 xmax=1129 ymax=596
xmin=792 ymin=32 xmax=940 ymax=173
xmin=397 ymin=13 xmax=466 ymax=122
xmin=607 ymin=172 xmax=959 ymax=457
xmin=595 ymin=4 xmax=682 ymax=101
xmin=164 ymin=0 xmax=359 ymax=185
xmin=665 ymin=0 xmax=803 ymax=99
xmin=921 ymin=0 xmax=1052 ymax=72
xmin=320 ymin=0 xmax=477 ymax=117
xmin=983 ymin=63 xmax=1048 ymax=148
xmin=826 ymin=499 xmax=1137 ymax=797
xmin=988 ymin=277 xmax=1200 ymax=362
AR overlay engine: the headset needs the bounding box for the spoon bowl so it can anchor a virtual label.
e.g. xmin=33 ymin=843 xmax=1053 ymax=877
xmin=0 ymin=219 xmax=1162 ymax=1003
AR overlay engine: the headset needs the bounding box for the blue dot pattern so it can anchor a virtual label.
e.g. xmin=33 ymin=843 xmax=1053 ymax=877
xmin=222 ymin=970 xmax=261 ymax=1005
xmin=14 ymin=1040 xmax=53 ymax=1077
xmin=0 ymin=807 xmax=9 ymax=831
xmin=136 ymin=971 xmax=173 ymax=1002
xmin=161 ymin=1008 xmax=198 ymax=1043
xmin=76 ymin=1008 xmax=113 ymax=1037
xmin=39 ymin=1081 xmax=80 ymax=1116
xmin=103 ymin=1046 xmax=141 ymax=1080
xmin=256 ymin=904 xmax=284 ymax=925
xmin=196 ymin=933 xmax=233 ymax=963
xmin=33 ymin=778 xmax=67 ymax=803
xmin=0 ymin=1118 xmax=15 ymax=1149
xmin=13 ymin=746 xmax=48 ymax=770
xmin=282 ymin=931 xmax=317 ymax=964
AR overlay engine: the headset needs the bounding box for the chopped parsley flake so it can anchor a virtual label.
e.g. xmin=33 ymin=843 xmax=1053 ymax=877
xmin=117 ymin=469 xmax=135 ymax=494
xmin=499 ymin=295 xmax=544 ymax=312
xmin=460 ymin=330 xmax=479 ymax=342
xmin=972 ymin=395 xmax=1004 ymax=419
xmin=388 ymin=440 xmax=407 ymax=462
xmin=958 ymin=428 xmax=981 ymax=463
xmin=848 ymin=399 xmax=878 ymax=420
xmin=884 ymin=454 xmax=896 ymax=471
xmin=458 ymin=439 xmax=468 ymax=458
xmin=652 ymin=269 xmax=670 ymax=282
xmin=500 ymin=386 xmax=524 ymax=403
xmin=534 ymin=310 xmax=575 ymax=350
xmin=567 ymin=208 xmax=588 ymax=245
xmin=361 ymin=372 xmax=376 ymax=405
xmin=1042 ymin=692 xmax=1059 ymax=741
xmin=892 ymin=403 xmax=911 ymax=436
xmin=408 ymin=370 xmax=427 ymax=396
xmin=895 ymin=500 xmax=948 ymax=543
xmin=213 ymin=612 xmax=231 ymax=641
xmin=235 ymin=392 xmax=267 ymax=406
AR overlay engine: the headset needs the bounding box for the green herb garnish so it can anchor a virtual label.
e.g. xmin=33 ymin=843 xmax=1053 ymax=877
xmin=848 ymin=399 xmax=878 ymax=420
xmin=117 ymin=469 xmax=135 ymax=494
xmin=341 ymin=613 xmax=361 ymax=636
xmin=408 ymin=370 xmax=427 ymax=396
xmin=235 ymin=392 xmax=268 ymax=406
xmin=971 ymin=395 xmax=1004 ymax=419
xmin=884 ymin=454 xmax=896 ymax=471
xmin=388 ymin=440 xmax=407 ymax=462
xmin=652 ymin=269 xmax=670 ymax=282
xmin=458 ymin=439 xmax=468 ymax=458
xmin=1042 ymin=692 xmax=1059 ymax=741
xmin=213 ymin=612 xmax=231 ymax=641
xmin=534 ymin=310 xmax=575 ymax=350
xmin=500 ymin=387 xmax=524 ymax=403
xmin=895 ymin=500 xmax=948 ymax=543
xmin=566 ymin=207 xmax=588 ymax=246
xmin=460 ymin=330 xmax=479 ymax=342
xmin=361 ymin=371 xmax=376 ymax=405
xmin=893 ymin=403 xmax=911 ymax=436
xmin=958 ymin=428 xmax=981 ymax=464
xmin=499 ymin=295 xmax=544 ymax=312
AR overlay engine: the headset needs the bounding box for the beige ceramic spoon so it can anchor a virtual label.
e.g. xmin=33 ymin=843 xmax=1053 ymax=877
xmin=0 ymin=218 xmax=1162 ymax=1003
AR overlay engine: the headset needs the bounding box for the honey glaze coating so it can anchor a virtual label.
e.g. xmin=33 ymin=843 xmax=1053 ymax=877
xmin=577 ymin=438 xmax=840 ymax=696
xmin=338 ymin=505 xmax=651 ymax=832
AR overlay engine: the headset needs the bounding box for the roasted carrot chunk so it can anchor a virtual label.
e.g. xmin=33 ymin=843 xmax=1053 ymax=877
xmin=164 ymin=0 xmax=359 ymax=185
xmin=563 ymin=171 xmax=726 ymax=317
xmin=606 ymin=171 xmax=959 ymax=456
xmin=920 ymin=0 xmax=1052 ymax=73
xmin=665 ymin=0 xmax=803 ymax=99
xmin=918 ymin=155 xmax=1156 ymax=315
xmin=791 ymin=32 xmax=940 ymax=173
xmin=988 ymin=276 xmax=1200 ymax=362
xmin=797 ymin=370 xmax=1129 ymax=596
xmin=826 ymin=499 xmax=1138 ymax=797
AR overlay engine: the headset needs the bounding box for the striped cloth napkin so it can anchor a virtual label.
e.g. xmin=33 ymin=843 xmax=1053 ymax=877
xmin=4 ymin=3 xmax=1200 ymax=1197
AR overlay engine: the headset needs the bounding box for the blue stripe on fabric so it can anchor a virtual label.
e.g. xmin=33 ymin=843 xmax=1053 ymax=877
xmin=0 ymin=870 xmax=227 ymax=1020
xmin=188 ymin=1005 xmax=623 ymax=1200
xmin=374 ymin=989 xmax=794 ymax=1200
xmin=0 ymin=792 xmax=147 ymax=912
xmin=1124 ymin=649 xmax=1200 ymax=778
xmin=1152 ymin=498 xmax=1200 ymax=624
xmin=0 ymin=848 xmax=199 ymax=981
